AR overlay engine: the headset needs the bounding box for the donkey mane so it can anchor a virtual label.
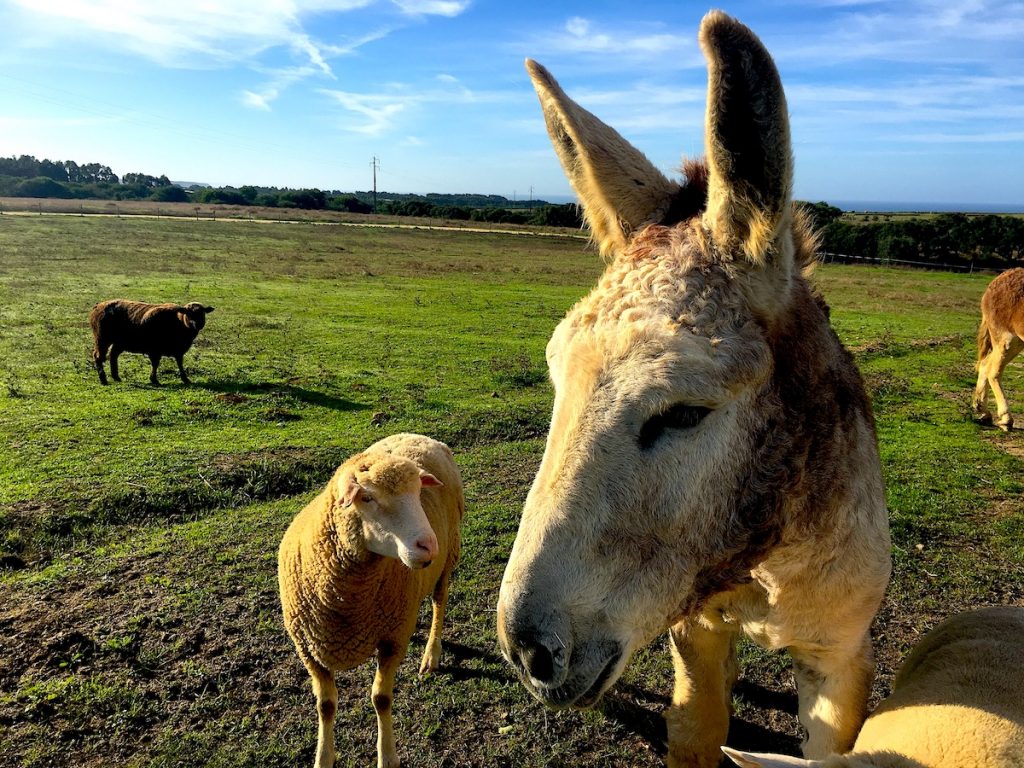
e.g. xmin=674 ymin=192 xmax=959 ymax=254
xmin=632 ymin=157 xmax=820 ymax=278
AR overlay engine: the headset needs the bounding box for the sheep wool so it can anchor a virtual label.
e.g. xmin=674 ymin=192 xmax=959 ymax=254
xmin=279 ymin=433 xmax=464 ymax=768
xmin=723 ymin=606 xmax=1024 ymax=768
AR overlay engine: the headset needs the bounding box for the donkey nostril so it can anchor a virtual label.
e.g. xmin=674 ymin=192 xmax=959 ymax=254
xmin=522 ymin=643 xmax=555 ymax=683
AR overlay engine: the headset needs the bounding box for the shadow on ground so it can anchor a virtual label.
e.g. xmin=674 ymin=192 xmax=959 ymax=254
xmin=199 ymin=379 xmax=368 ymax=411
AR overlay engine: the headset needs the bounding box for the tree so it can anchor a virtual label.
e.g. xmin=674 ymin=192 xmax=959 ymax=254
xmin=150 ymin=185 xmax=189 ymax=203
xmin=15 ymin=176 xmax=73 ymax=198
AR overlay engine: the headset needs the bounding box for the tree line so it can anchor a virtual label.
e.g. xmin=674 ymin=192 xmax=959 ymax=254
xmin=0 ymin=154 xmax=582 ymax=227
xmin=801 ymin=201 xmax=1024 ymax=270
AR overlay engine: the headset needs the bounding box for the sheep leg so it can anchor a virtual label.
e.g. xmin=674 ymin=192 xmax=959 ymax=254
xmin=419 ymin=569 xmax=450 ymax=676
xmin=148 ymin=354 xmax=161 ymax=386
xmin=664 ymin=615 xmax=738 ymax=768
xmin=109 ymin=346 xmax=122 ymax=382
xmin=174 ymin=354 xmax=191 ymax=385
xmin=790 ymin=633 xmax=874 ymax=759
xmin=93 ymin=340 xmax=110 ymax=385
xmin=373 ymin=640 xmax=405 ymax=768
xmin=307 ymin=661 xmax=338 ymax=768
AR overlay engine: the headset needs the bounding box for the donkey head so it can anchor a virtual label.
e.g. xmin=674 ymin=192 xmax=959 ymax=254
xmin=497 ymin=11 xmax=842 ymax=708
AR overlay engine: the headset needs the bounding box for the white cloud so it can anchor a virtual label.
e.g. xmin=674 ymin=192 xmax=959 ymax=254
xmin=10 ymin=1 xmax=348 ymax=70
xmin=241 ymin=90 xmax=273 ymax=111
xmin=391 ymin=0 xmax=470 ymax=17
xmin=532 ymin=16 xmax=697 ymax=64
xmin=320 ymin=90 xmax=407 ymax=134
xmin=319 ymin=76 xmax=511 ymax=134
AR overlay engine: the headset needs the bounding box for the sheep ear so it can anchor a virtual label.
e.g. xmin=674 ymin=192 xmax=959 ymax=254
xmin=525 ymin=58 xmax=677 ymax=259
xmin=699 ymin=11 xmax=792 ymax=265
xmin=177 ymin=311 xmax=197 ymax=331
xmin=419 ymin=472 xmax=443 ymax=488
xmin=337 ymin=475 xmax=363 ymax=507
xmin=721 ymin=746 xmax=819 ymax=768
xmin=204 ymin=306 xmax=215 ymax=313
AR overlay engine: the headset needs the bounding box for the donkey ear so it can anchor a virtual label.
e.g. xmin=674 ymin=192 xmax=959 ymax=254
xmin=525 ymin=59 xmax=678 ymax=258
xmin=699 ymin=11 xmax=792 ymax=265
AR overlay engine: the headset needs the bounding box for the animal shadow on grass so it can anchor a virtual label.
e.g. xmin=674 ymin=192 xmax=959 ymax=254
xmin=199 ymin=379 xmax=368 ymax=412
xmin=598 ymin=679 xmax=800 ymax=761
xmin=434 ymin=640 xmax=512 ymax=684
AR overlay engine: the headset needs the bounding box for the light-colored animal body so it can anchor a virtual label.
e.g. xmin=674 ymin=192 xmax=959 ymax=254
xmin=278 ymin=434 xmax=464 ymax=768
xmin=496 ymin=11 xmax=891 ymax=768
xmin=973 ymin=268 xmax=1024 ymax=430
xmin=723 ymin=606 xmax=1024 ymax=768
xmin=89 ymin=298 xmax=214 ymax=385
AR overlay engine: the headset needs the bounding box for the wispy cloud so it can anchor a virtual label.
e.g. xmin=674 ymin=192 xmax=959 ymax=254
xmin=774 ymin=0 xmax=1024 ymax=64
xmin=529 ymin=16 xmax=700 ymax=66
xmin=392 ymin=0 xmax=470 ymax=17
xmin=7 ymin=2 xmax=464 ymax=112
xmin=320 ymin=74 xmax=510 ymax=134
xmin=320 ymin=90 xmax=407 ymax=134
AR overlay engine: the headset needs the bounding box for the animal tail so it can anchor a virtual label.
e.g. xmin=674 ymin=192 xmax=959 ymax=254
xmin=976 ymin=316 xmax=993 ymax=371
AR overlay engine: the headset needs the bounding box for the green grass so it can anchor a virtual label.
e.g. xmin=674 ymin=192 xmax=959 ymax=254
xmin=2 ymin=215 xmax=1023 ymax=767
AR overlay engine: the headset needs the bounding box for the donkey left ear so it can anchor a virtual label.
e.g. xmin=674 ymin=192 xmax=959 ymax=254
xmin=526 ymin=59 xmax=678 ymax=258
xmin=699 ymin=11 xmax=793 ymax=265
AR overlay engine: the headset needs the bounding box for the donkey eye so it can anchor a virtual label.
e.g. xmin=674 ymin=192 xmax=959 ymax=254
xmin=638 ymin=403 xmax=712 ymax=449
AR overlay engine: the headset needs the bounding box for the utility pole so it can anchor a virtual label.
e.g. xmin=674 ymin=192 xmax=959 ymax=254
xmin=370 ymin=156 xmax=380 ymax=212
xmin=529 ymin=185 xmax=534 ymax=209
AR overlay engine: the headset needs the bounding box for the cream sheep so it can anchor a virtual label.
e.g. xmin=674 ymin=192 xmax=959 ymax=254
xmin=278 ymin=433 xmax=464 ymax=768
xmin=722 ymin=606 xmax=1024 ymax=768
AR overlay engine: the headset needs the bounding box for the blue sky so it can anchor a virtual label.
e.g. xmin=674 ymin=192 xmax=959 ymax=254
xmin=1 ymin=0 xmax=1022 ymax=206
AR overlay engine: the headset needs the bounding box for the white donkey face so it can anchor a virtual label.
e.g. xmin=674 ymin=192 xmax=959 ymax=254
xmin=498 ymin=11 xmax=801 ymax=709
xmin=499 ymin=240 xmax=776 ymax=706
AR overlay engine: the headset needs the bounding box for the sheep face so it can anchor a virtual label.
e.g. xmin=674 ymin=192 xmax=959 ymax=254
xmin=339 ymin=469 xmax=443 ymax=569
xmin=182 ymin=303 xmax=214 ymax=331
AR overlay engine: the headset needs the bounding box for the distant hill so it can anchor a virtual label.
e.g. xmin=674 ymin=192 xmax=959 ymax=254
xmin=172 ymin=181 xmax=211 ymax=189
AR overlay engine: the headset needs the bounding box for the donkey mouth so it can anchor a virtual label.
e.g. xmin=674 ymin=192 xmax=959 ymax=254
xmin=525 ymin=642 xmax=623 ymax=710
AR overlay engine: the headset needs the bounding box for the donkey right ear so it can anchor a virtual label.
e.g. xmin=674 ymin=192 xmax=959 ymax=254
xmin=699 ymin=11 xmax=793 ymax=265
xmin=526 ymin=59 xmax=678 ymax=258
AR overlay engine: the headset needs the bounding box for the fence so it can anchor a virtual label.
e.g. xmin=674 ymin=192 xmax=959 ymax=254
xmin=819 ymin=251 xmax=982 ymax=273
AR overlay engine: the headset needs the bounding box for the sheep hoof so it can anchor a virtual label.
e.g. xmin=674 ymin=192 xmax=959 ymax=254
xmin=418 ymin=648 xmax=441 ymax=677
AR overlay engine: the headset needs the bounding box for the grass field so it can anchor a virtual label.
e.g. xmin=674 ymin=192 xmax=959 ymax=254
xmin=2 ymin=214 xmax=1023 ymax=768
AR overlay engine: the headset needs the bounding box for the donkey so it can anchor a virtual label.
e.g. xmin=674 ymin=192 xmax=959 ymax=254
xmin=972 ymin=268 xmax=1024 ymax=431
xmin=496 ymin=11 xmax=892 ymax=768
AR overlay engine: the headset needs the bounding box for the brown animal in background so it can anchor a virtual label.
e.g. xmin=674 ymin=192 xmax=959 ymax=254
xmin=973 ymin=268 xmax=1024 ymax=430
xmin=89 ymin=299 xmax=214 ymax=386
xmin=497 ymin=11 xmax=891 ymax=768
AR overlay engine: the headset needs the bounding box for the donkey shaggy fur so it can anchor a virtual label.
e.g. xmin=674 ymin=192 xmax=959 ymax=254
xmin=972 ymin=267 xmax=1024 ymax=430
xmin=89 ymin=299 xmax=214 ymax=386
xmin=497 ymin=11 xmax=891 ymax=768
